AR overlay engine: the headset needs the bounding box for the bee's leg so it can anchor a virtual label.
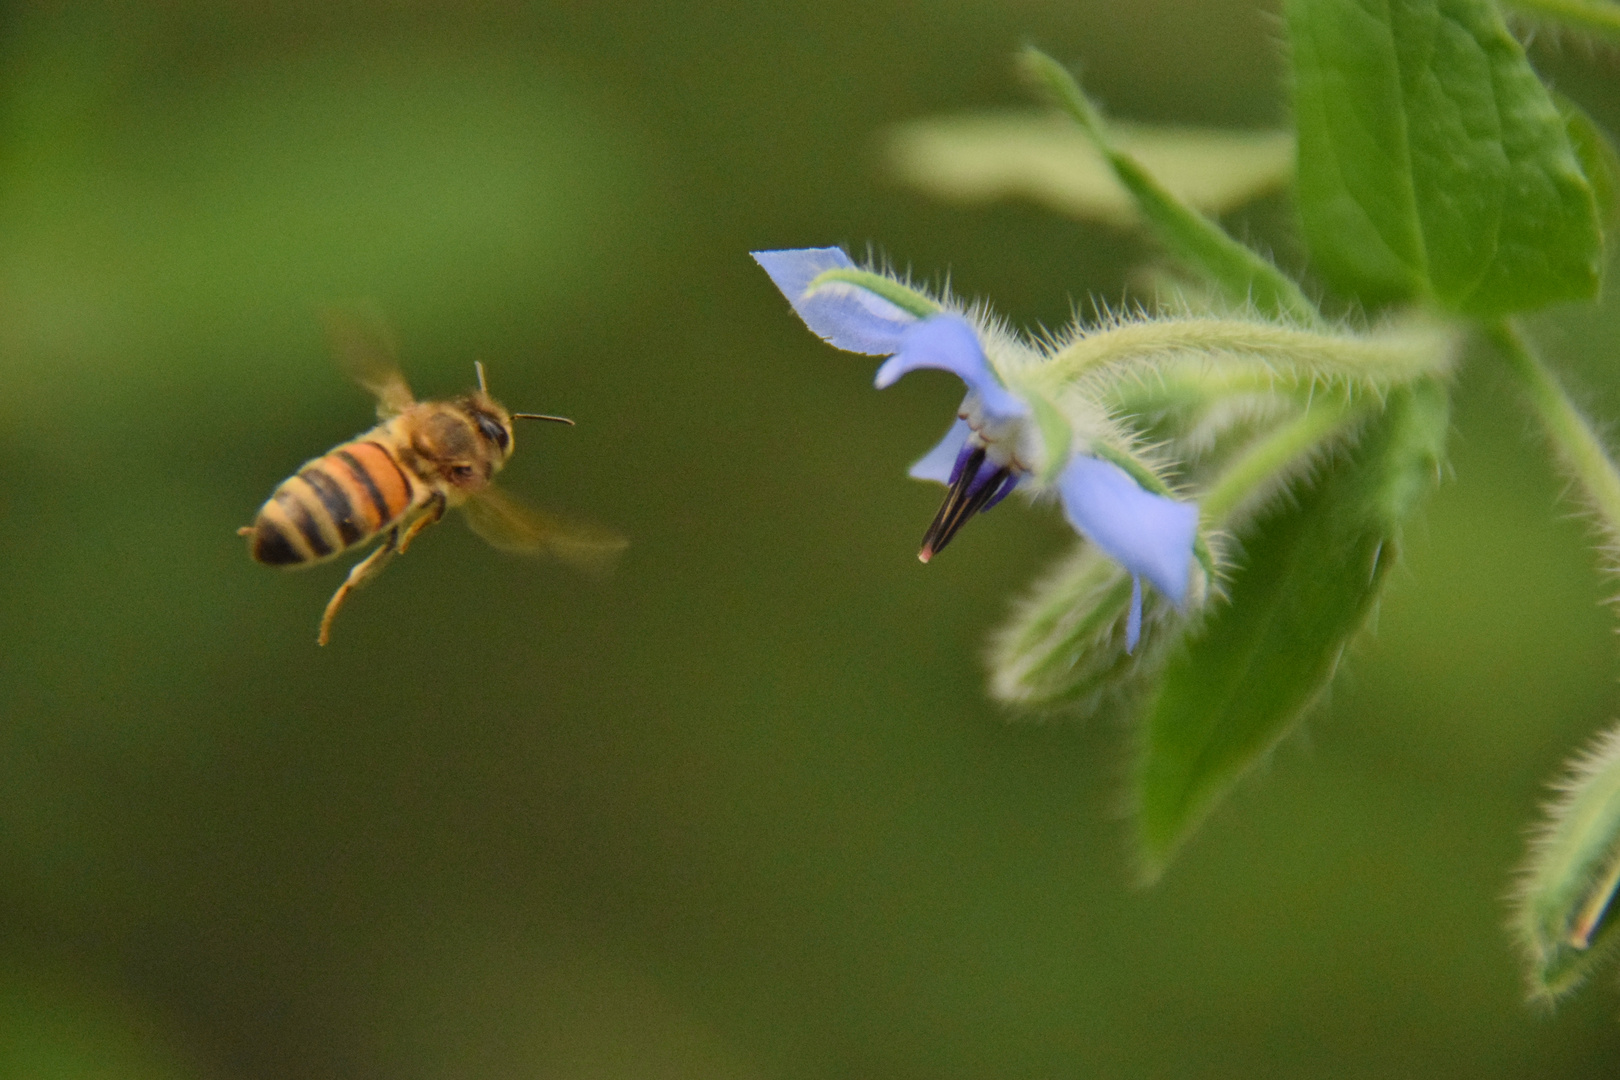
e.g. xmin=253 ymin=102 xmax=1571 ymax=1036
xmin=397 ymin=492 xmax=446 ymax=555
xmin=236 ymin=526 xmax=252 ymax=537
xmin=317 ymin=529 xmax=400 ymax=647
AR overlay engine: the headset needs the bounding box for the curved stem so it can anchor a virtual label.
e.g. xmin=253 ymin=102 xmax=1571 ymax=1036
xmin=1488 ymin=319 xmax=1620 ymax=543
xmin=1019 ymin=47 xmax=1320 ymax=325
xmin=1100 ymin=364 xmax=1335 ymax=418
xmin=1200 ymin=401 xmax=1360 ymax=524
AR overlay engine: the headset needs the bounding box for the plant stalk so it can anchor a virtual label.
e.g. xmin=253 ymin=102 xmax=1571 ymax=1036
xmin=1489 ymin=319 xmax=1620 ymax=543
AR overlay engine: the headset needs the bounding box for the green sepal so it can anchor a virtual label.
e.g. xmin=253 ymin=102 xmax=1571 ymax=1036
xmin=1517 ymin=724 xmax=1620 ymax=1002
xmin=1134 ymin=377 xmax=1450 ymax=878
xmin=1019 ymin=47 xmax=1320 ymax=325
xmin=988 ymin=546 xmax=1142 ymax=710
xmin=805 ymin=267 xmax=941 ymax=319
xmin=1287 ymin=0 xmax=1602 ymax=314
xmin=1028 ymin=392 xmax=1073 ymax=485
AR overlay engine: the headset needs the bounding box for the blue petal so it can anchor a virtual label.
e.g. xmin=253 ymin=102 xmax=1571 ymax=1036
xmin=873 ymin=314 xmax=1028 ymax=425
xmin=1057 ymin=455 xmax=1199 ymax=606
xmin=908 ymin=417 xmax=972 ymax=483
xmin=1125 ymin=576 xmax=1143 ymax=653
xmin=752 ymin=248 xmax=915 ymax=355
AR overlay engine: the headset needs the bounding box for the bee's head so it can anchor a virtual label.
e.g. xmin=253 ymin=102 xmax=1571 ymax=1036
xmin=461 ymin=393 xmax=516 ymax=462
xmin=461 ymin=361 xmax=573 ymax=469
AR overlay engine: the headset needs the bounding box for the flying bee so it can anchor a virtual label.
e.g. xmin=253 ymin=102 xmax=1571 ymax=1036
xmin=241 ymin=310 xmax=626 ymax=645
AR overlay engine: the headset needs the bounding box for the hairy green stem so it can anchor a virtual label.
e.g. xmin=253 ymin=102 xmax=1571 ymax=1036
xmin=1019 ymin=47 xmax=1321 ymax=325
xmin=1102 ymin=364 xmax=1344 ymax=417
xmin=1489 ymin=319 xmax=1620 ymax=543
xmin=1037 ymin=317 xmax=1454 ymax=389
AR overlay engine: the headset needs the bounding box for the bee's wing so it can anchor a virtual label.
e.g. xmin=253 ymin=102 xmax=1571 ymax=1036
xmin=462 ymin=486 xmax=627 ymax=574
xmin=320 ymin=304 xmax=415 ymax=418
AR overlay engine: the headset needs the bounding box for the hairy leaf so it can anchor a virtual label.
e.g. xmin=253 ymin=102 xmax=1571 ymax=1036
xmin=1558 ymin=93 xmax=1620 ymax=234
xmin=1288 ymin=0 xmax=1601 ymax=313
xmin=1136 ymin=379 xmax=1450 ymax=876
xmin=1502 ymin=0 xmax=1620 ymax=46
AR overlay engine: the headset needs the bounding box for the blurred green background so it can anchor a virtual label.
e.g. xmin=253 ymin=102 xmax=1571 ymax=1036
xmin=3 ymin=1 xmax=1620 ymax=1076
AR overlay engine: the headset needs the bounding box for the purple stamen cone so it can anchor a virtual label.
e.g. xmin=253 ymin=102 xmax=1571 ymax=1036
xmin=968 ymin=455 xmax=1003 ymax=497
xmin=981 ymin=471 xmax=1021 ymax=513
xmin=917 ymin=444 xmax=1015 ymax=564
xmin=948 ymin=438 xmax=980 ymax=487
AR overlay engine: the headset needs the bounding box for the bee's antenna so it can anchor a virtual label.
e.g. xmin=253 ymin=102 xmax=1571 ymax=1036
xmin=480 ymin=361 xmax=572 ymax=425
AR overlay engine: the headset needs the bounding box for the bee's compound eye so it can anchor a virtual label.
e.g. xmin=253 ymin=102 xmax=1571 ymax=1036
xmin=473 ymin=412 xmax=510 ymax=451
xmin=451 ymin=464 xmax=475 ymax=481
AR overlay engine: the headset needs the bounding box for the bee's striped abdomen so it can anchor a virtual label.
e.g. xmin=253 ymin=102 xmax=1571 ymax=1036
xmin=249 ymin=439 xmax=417 ymax=566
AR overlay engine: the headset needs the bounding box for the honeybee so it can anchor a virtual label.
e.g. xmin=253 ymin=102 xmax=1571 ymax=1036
xmin=241 ymin=310 xmax=626 ymax=645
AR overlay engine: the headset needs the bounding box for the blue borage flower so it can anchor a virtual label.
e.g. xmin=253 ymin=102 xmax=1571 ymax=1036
xmin=753 ymin=246 xmax=1199 ymax=650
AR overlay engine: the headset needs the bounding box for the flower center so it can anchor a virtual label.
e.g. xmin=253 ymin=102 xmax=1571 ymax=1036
xmin=960 ymin=396 xmax=1029 ymax=474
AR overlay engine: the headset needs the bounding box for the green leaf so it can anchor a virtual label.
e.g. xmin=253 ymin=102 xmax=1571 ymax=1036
xmin=1135 ymin=378 xmax=1450 ymax=876
xmin=1557 ymin=94 xmax=1620 ymax=235
xmin=1019 ymin=48 xmax=1321 ymax=325
xmin=1503 ymin=0 xmax=1620 ymax=46
xmin=1026 ymin=392 xmax=1073 ymax=485
xmin=886 ymin=112 xmax=1295 ymax=228
xmin=1287 ymin=0 xmax=1602 ymax=314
